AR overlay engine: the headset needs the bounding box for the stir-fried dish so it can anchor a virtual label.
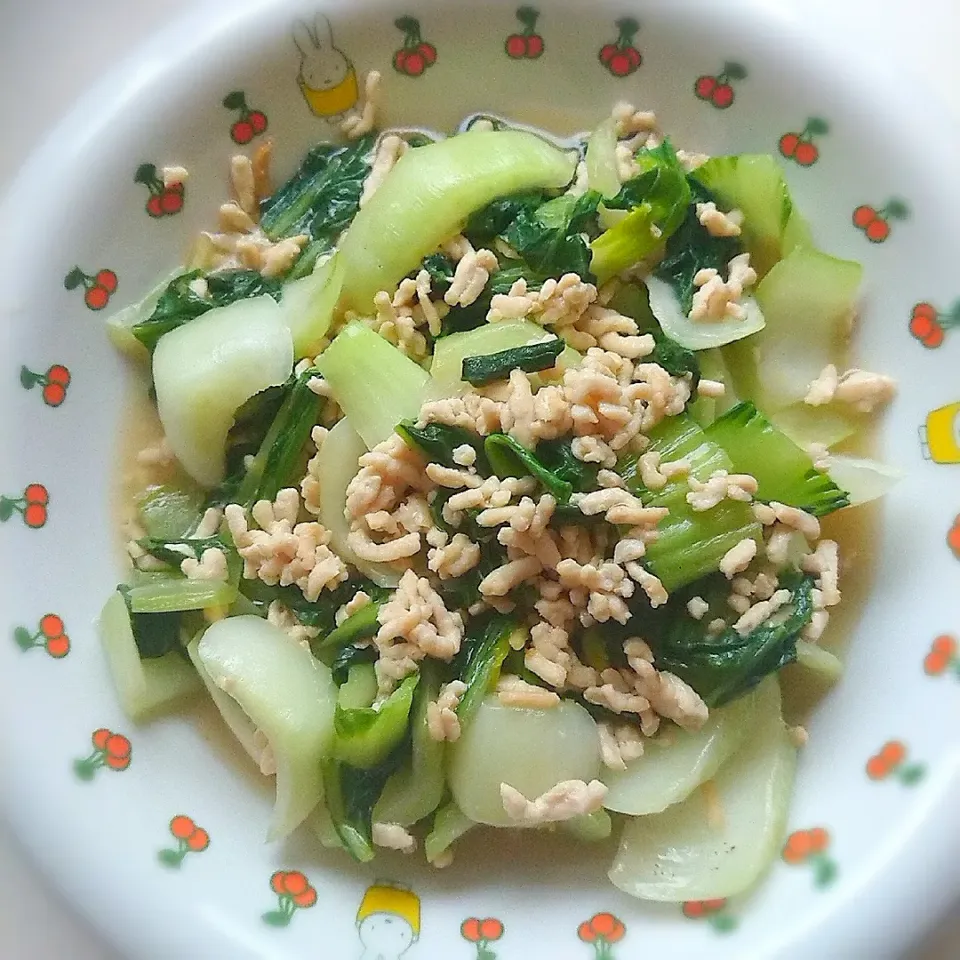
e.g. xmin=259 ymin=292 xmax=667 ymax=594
xmin=102 ymin=84 xmax=898 ymax=900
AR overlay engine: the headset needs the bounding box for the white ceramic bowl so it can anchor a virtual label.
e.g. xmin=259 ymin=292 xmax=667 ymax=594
xmin=1 ymin=1 xmax=959 ymax=957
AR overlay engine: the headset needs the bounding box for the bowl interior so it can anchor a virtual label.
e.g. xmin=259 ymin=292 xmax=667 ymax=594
xmin=1 ymin=1 xmax=959 ymax=958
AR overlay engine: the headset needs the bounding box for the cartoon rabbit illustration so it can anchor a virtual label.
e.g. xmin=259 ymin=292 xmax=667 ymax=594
xmin=294 ymin=13 xmax=360 ymax=118
xmin=356 ymin=882 xmax=420 ymax=960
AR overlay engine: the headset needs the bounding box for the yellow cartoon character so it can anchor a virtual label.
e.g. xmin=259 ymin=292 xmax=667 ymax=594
xmin=920 ymin=402 xmax=960 ymax=464
xmin=356 ymin=882 xmax=420 ymax=960
xmin=293 ymin=14 xmax=359 ymax=118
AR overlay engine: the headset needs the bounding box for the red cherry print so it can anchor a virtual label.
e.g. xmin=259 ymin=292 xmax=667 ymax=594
xmin=84 ymin=286 xmax=109 ymax=311
xmin=92 ymin=729 xmax=112 ymax=751
xmin=712 ymin=83 xmax=734 ymax=108
xmin=506 ymin=34 xmax=528 ymax=58
xmin=23 ymin=503 xmax=47 ymax=528
xmin=45 ymin=635 xmax=70 ymax=659
xmin=599 ymin=43 xmax=618 ymax=64
xmin=46 ymin=364 xmax=71 ymax=387
xmin=625 ymin=46 xmax=642 ymax=69
xmin=146 ymin=194 xmax=164 ymax=218
xmin=695 ymin=75 xmax=717 ymax=100
xmin=526 ymin=34 xmax=544 ymax=58
xmin=231 ymin=120 xmax=254 ymax=145
xmin=249 ymin=110 xmax=268 ymax=134
xmin=779 ymin=133 xmax=800 ymax=158
xmin=24 ymin=484 xmax=48 ymax=505
xmin=160 ymin=190 xmax=184 ymax=215
xmin=923 ymin=325 xmax=945 ymax=349
xmin=39 ymin=614 xmax=64 ymax=638
xmin=42 ymin=383 xmax=66 ymax=407
xmin=609 ymin=52 xmax=634 ymax=77
xmin=794 ymin=142 xmax=819 ymax=166
xmin=418 ymin=41 xmax=437 ymax=65
xmin=404 ymin=52 xmax=426 ymax=77
xmin=95 ymin=269 xmax=118 ymax=293
xmin=170 ymin=816 xmax=196 ymax=840
xmin=461 ymin=918 xmax=482 ymax=943
xmin=865 ymin=218 xmax=890 ymax=243
xmin=186 ymin=828 xmax=210 ymax=852
xmin=853 ymin=205 xmax=877 ymax=229
xmin=292 ymin=887 xmax=317 ymax=909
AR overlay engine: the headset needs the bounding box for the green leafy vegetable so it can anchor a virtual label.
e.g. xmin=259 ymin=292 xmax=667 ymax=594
xmin=136 ymin=484 xmax=205 ymax=540
xmin=131 ymin=270 xmax=283 ymax=350
xmin=620 ymin=414 xmax=761 ymax=592
xmin=650 ymin=331 xmax=701 ymax=388
xmin=463 ymin=190 xmax=547 ymax=246
xmin=333 ymin=673 xmax=419 ymax=768
xmin=259 ymin=136 xmax=375 ymax=245
xmin=704 ymin=402 xmax=850 ymax=516
xmin=653 ymin=180 xmax=741 ymax=314
xmin=119 ymin=587 xmax=184 ymax=659
xmin=231 ymin=367 xmax=325 ymax=506
xmin=591 ymin=140 xmax=691 ymax=284
xmin=484 ymin=433 xmax=573 ymax=502
xmin=503 ymin=191 xmax=602 ymax=279
xmin=322 ymin=746 xmax=408 ymax=862
xmin=533 ymin=438 xmax=599 ymax=493
xmin=330 ymin=644 xmax=378 ymax=686
xmin=239 ymin=578 xmax=387 ymax=635
xmin=314 ymin=601 xmax=384 ymax=662
xmin=439 ymin=263 xmax=547 ymax=337
xmin=396 ymin=421 xmax=490 ymax=473
xmin=651 ymin=572 xmax=814 ymax=706
xmin=461 ymin=337 xmax=564 ymax=386
xmin=454 ymin=615 xmax=515 ymax=728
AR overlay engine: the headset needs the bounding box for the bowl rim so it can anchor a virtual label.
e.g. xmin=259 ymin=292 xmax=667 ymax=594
xmin=1 ymin=1 xmax=959 ymax=959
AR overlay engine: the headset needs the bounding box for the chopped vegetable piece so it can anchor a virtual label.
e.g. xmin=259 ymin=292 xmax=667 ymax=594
xmin=591 ymin=140 xmax=691 ymax=284
xmin=232 ymin=366 xmax=324 ymax=506
xmin=454 ymin=616 xmax=515 ymax=728
xmin=259 ymin=136 xmax=374 ymax=243
xmin=448 ymin=696 xmax=600 ymax=826
xmin=338 ymin=131 xmax=578 ymax=309
xmin=692 ymin=153 xmax=812 ymax=277
xmin=647 ymin=275 xmax=765 ymax=351
xmin=316 ymin=418 xmax=399 ymax=587
xmin=105 ymin=268 xmax=182 ymax=361
xmin=314 ymin=600 xmax=384 ymax=662
xmin=136 ymin=484 xmax=205 ymax=540
xmin=502 ymin=191 xmax=602 ymax=279
xmin=195 ymin=616 xmax=337 ymax=839
xmin=333 ymin=673 xmax=419 ymax=769
xmin=651 ymin=572 xmax=814 ymax=706
xmin=609 ymin=678 xmax=795 ymax=901
xmin=724 ymin=247 xmax=861 ymax=412
xmin=461 ymin=337 xmax=565 ymax=386
xmin=621 ymin=414 xmax=762 ymax=591
xmin=99 ymin=591 xmax=201 ymax=722
xmin=132 ymin=270 xmax=283 ymax=351
xmin=278 ymin=253 xmax=345 ymax=358
xmin=602 ymin=685 xmax=758 ymax=815
xmin=316 ymin=321 xmax=432 ymax=449
xmin=704 ymin=402 xmax=850 ymax=515
xmin=153 ymin=294 xmax=294 ymax=487
xmin=430 ymin=319 xmax=580 ymax=394
xmin=322 ymin=744 xmax=407 ymax=862
xmin=485 ymin=434 xmax=574 ymax=502
xmin=563 ymin=809 xmax=613 ymax=842
xmin=585 ymin=117 xmax=622 ymax=201
xmin=652 ymin=180 xmax=742 ymax=316
xmin=424 ymin=802 xmax=476 ymax=864
xmin=375 ymin=662 xmax=446 ymax=826
xmin=125 ymin=575 xmax=237 ymax=614
xmin=397 ymin=421 xmax=490 ymax=474
xmin=822 ymin=455 xmax=903 ymax=507
xmin=648 ymin=328 xmax=702 ymax=387
xmin=337 ymin=663 xmax=378 ymax=709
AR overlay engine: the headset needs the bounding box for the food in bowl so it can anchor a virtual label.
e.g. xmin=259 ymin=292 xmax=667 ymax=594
xmin=100 ymin=78 xmax=897 ymax=901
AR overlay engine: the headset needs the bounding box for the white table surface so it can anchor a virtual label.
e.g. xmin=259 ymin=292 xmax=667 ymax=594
xmin=2 ymin=1 xmax=957 ymax=957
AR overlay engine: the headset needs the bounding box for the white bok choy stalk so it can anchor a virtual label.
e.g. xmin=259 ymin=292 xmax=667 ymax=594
xmin=190 ymin=616 xmax=337 ymax=840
